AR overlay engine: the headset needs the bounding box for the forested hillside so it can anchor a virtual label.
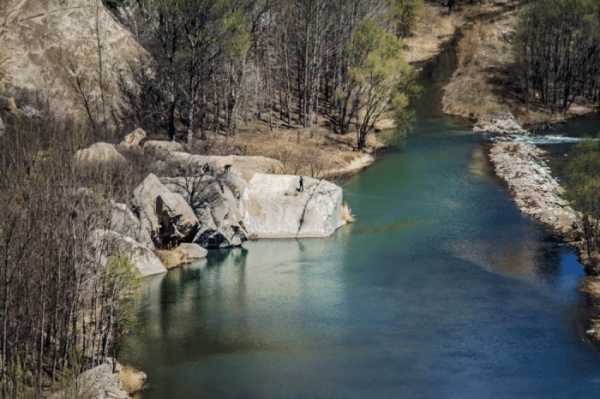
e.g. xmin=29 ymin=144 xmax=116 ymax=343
xmin=114 ymin=0 xmax=422 ymax=150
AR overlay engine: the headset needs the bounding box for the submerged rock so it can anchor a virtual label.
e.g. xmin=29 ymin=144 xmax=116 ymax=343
xmin=240 ymin=173 xmax=345 ymax=239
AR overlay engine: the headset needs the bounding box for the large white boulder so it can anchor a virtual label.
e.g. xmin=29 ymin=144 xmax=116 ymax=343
xmin=75 ymin=142 xmax=127 ymax=166
xmin=90 ymin=230 xmax=167 ymax=277
xmin=241 ymin=173 xmax=345 ymax=239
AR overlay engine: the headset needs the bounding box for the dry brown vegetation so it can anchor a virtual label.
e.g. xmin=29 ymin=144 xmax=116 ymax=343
xmin=341 ymin=202 xmax=356 ymax=223
xmin=442 ymin=2 xmax=518 ymax=122
xmin=183 ymin=123 xmax=385 ymax=181
xmin=442 ymin=0 xmax=599 ymax=126
xmin=119 ymin=364 xmax=146 ymax=395
xmin=402 ymin=3 xmax=460 ymax=65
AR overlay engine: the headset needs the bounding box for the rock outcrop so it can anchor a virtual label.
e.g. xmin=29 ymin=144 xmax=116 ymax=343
xmin=110 ymin=202 xmax=154 ymax=250
xmin=160 ymin=176 xmax=247 ymax=248
xmin=241 ymin=173 xmax=345 ymax=239
xmin=51 ymin=358 xmax=132 ymax=399
xmin=143 ymin=140 xmax=184 ymax=159
xmin=156 ymin=191 xmax=199 ymax=244
xmin=122 ymin=127 xmax=146 ymax=147
xmin=155 ymin=243 xmax=207 ymax=269
xmin=90 ymin=230 xmax=167 ymax=277
xmin=167 ymin=152 xmax=284 ymax=181
xmin=76 ymin=142 xmax=127 ymax=166
xmin=131 ymin=173 xmax=166 ymax=241
xmin=0 ymin=0 xmax=147 ymax=121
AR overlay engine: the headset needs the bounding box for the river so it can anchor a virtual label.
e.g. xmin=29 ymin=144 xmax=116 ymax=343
xmin=122 ymin=49 xmax=600 ymax=398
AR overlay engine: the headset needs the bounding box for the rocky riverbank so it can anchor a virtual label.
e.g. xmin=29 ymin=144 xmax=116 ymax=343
xmin=489 ymin=139 xmax=579 ymax=240
xmin=483 ymin=118 xmax=600 ymax=341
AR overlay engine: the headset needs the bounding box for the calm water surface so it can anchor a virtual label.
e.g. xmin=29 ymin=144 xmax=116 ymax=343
xmin=122 ymin=54 xmax=600 ymax=398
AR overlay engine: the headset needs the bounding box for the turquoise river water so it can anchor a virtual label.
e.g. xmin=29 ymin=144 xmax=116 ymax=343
xmin=122 ymin=52 xmax=600 ymax=398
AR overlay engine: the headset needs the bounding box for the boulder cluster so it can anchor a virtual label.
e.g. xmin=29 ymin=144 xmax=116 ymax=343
xmin=82 ymin=128 xmax=346 ymax=277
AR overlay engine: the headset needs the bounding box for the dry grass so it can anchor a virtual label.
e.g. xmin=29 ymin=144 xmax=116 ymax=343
xmin=203 ymin=124 xmax=386 ymax=180
xmin=403 ymin=3 xmax=460 ymax=65
xmin=119 ymin=364 xmax=146 ymax=395
xmin=442 ymin=4 xmax=519 ymax=122
xmin=341 ymin=202 xmax=356 ymax=223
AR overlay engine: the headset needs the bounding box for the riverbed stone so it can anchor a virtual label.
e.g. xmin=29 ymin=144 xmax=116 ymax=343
xmin=131 ymin=173 xmax=165 ymax=241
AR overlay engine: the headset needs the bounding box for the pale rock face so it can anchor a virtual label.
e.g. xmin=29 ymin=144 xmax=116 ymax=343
xmin=75 ymin=142 xmax=127 ymax=165
xmin=122 ymin=127 xmax=146 ymax=146
xmin=241 ymin=173 xmax=345 ymax=239
xmin=167 ymin=152 xmax=284 ymax=181
xmin=0 ymin=0 xmax=147 ymax=121
xmin=131 ymin=173 xmax=167 ymax=240
xmin=90 ymin=230 xmax=166 ymax=277
xmin=193 ymin=182 xmax=247 ymax=248
xmin=156 ymin=191 xmax=199 ymax=243
xmin=155 ymin=243 xmax=207 ymax=269
xmin=110 ymin=202 xmax=155 ymax=250
xmin=144 ymin=140 xmax=183 ymax=158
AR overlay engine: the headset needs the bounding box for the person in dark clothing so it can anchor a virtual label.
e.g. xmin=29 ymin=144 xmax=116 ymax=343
xmin=299 ymin=176 xmax=304 ymax=192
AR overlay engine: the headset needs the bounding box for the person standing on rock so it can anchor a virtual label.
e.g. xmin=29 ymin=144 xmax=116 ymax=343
xmin=298 ymin=176 xmax=304 ymax=192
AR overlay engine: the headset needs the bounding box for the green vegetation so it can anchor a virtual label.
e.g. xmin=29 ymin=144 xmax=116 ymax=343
xmin=103 ymin=0 xmax=125 ymax=10
xmin=514 ymin=0 xmax=600 ymax=116
xmin=387 ymin=0 xmax=424 ymax=39
xmin=563 ymin=137 xmax=600 ymax=259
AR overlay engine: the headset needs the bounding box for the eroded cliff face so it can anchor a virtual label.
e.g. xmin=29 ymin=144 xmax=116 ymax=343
xmin=0 ymin=0 xmax=146 ymax=120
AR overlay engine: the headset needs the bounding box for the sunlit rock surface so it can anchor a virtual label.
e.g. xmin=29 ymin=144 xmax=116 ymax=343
xmin=241 ymin=173 xmax=345 ymax=239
